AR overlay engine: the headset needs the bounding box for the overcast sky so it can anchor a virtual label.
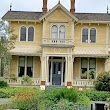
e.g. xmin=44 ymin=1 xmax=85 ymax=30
xmin=0 ymin=0 xmax=110 ymax=18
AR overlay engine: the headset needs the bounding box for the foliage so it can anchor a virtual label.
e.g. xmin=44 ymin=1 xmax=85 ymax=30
xmin=0 ymin=81 xmax=8 ymax=88
xmin=0 ymin=87 xmax=37 ymax=98
xmin=78 ymin=89 xmax=110 ymax=101
xmin=22 ymin=75 xmax=33 ymax=85
xmin=94 ymin=71 xmax=110 ymax=91
xmin=0 ymin=20 xmax=17 ymax=77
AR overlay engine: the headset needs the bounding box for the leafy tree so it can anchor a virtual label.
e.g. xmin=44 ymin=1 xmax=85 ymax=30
xmin=0 ymin=20 xmax=17 ymax=78
xmin=94 ymin=71 xmax=110 ymax=91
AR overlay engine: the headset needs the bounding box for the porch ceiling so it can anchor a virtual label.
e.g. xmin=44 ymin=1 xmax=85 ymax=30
xmin=73 ymin=48 xmax=109 ymax=58
xmin=10 ymin=46 xmax=42 ymax=56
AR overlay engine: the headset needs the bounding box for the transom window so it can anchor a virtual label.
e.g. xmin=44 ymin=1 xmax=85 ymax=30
xmin=51 ymin=25 xmax=65 ymax=39
xmin=82 ymin=28 xmax=96 ymax=43
xmin=18 ymin=56 xmax=33 ymax=77
xmin=20 ymin=26 xmax=34 ymax=41
xmin=81 ymin=58 xmax=96 ymax=79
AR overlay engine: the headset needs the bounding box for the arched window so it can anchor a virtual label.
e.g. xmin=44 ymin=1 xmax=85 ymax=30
xmin=82 ymin=28 xmax=88 ymax=43
xmin=59 ymin=25 xmax=65 ymax=39
xmin=52 ymin=25 xmax=58 ymax=38
xmin=90 ymin=28 xmax=96 ymax=43
xmin=20 ymin=26 xmax=26 ymax=41
xmin=28 ymin=27 xmax=34 ymax=41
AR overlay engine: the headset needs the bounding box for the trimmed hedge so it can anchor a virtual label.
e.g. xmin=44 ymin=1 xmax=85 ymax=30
xmin=0 ymin=81 xmax=8 ymax=88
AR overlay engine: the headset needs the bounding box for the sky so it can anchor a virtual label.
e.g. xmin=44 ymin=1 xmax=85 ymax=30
xmin=0 ymin=0 xmax=110 ymax=18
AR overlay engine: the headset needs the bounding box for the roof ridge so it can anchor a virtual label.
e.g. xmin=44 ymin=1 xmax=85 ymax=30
xmin=8 ymin=10 xmax=43 ymax=13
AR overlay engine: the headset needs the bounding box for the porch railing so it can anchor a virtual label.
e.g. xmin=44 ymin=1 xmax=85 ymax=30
xmin=6 ymin=78 xmax=40 ymax=86
xmin=42 ymin=38 xmax=73 ymax=46
xmin=73 ymin=79 xmax=94 ymax=87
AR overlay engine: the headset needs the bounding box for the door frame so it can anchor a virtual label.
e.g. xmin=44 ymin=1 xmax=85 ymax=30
xmin=49 ymin=60 xmax=65 ymax=86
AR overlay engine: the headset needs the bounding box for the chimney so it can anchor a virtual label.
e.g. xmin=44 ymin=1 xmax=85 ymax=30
xmin=42 ymin=0 xmax=48 ymax=13
xmin=70 ymin=0 xmax=75 ymax=14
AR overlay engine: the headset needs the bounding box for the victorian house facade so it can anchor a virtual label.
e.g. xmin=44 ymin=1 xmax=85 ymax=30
xmin=2 ymin=0 xmax=110 ymax=89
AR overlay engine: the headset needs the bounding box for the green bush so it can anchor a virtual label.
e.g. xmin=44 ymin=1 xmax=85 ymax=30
xmin=43 ymin=88 xmax=78 ymax=103
xmin=94 ymin=71 xmax=110 ymax=91
xmin=78 ymin=89 xmax=110 ymax=101
xmin=0 ymin=81 xmax=8 ymax=88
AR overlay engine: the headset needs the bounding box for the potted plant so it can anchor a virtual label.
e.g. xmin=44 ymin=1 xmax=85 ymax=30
xmin=88 ymin=70 xmax=96 ymax=79
xmin=21 ymin=75 xmax=33 ymax=85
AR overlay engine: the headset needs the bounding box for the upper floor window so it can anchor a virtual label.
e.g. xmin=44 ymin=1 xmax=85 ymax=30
xmin=28 ymin=27 xmax=34 ymax=41
xmin=82 ymin=27 xmax=96 ymax=43
xmin=59 ymin=25 xmax=65 ymax=39
xmin=90 ymin=28 xmax=96 ymax=43
xmin=51 ymin=25 xmax=66 ymax=39
xmin=52 ymin=25 xmax=58 ymax=38
xmin=82 ymin=28 xmax=88 ymax=43
xmin=20 ymin=26 xmax=26 ymax=41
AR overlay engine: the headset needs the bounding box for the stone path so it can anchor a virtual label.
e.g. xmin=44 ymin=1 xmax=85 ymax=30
xmin=0 ymin=98 xmax=9 ymax=105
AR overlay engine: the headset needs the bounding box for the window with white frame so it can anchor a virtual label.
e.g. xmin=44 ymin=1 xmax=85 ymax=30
xmin=20 ymin=26 xmax=26 ymax=41
xmin=28 ymin=27 xmax=34 ymax=41
xmin=20 ymin=26 xmax=34 ymax=41
xmin=82 ymin=28 xmax=88 ymax=43
xmin=81 ymin=58 xmax=96 ymax=79
xmin=51 ymin=25 xmax=66 ymax=39
xmin=52 ymin=25 xmax=58 ymax=38
xmin=82 ymin=28 xmax=96 ymax=43
xmin=18 ymin=56 xmax=33 ymax=77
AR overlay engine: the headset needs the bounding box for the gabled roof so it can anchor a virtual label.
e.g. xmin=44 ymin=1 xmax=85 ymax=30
xmin=2 ymin=11 xmax=44 ymax=21
xmin=39 ymin=2 xmax=78 ymax=21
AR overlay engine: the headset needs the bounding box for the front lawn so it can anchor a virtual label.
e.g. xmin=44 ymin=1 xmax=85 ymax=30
xmin=0 ymin=87 xmax=109 ymax=110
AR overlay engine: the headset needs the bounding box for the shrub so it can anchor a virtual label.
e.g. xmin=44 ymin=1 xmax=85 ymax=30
xmin=0 ymin=81 xmax=8 ymax=88
xmin=78 ymin=89 xmax=110 ymax=101
xmin=94 ymin=71 xmax=110 ymax=91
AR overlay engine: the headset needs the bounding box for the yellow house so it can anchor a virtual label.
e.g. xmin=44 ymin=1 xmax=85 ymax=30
xmin=2 ymin=0 xmax=110 ymax=89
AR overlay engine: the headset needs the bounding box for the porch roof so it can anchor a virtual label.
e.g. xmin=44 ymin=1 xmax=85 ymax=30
xmin=10 ymin=46 xmax=42 ymax=56
xmin=73 ymin=48 xmax=109 ymax=58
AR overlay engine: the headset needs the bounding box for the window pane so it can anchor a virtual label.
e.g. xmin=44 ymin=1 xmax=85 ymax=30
xmin=90 ymin=28 xmax=96 ymax=43
xmin=27 ymin=56 xmax=33 ymax=77
xmin=28 ymin=27 xmax=34 ymax=41
xmin=52 ymin=25 xmax=58 ymax=38
xmin=19 ymin=56 xmax=25 ymax=77
xmin=82 ymin=28 xmax=88 ymax=42
xmin=20 ymin=27 xmax=26 ymax=41
xmin=81 ymin=58 xmax=88 ymax=79
xmin=59 ymin=25 xmax=65 ymax=39
xmin=89 ymin=58 xmax=96 ymax=69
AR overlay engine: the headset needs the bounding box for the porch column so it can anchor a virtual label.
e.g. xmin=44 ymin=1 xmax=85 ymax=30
xmin=46 ymin=56 xmax=49 ymax=85
xmin=65 ymin=55 xmax=73 ymax=87
xmin=40 ymin=56 xmax=46 ymax=90
xmin=105 ymin=58 xmax=110 ymax=72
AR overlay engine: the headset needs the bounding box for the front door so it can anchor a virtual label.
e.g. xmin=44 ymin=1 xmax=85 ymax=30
xmin=52 ymin=62 xmax=62 ymax=85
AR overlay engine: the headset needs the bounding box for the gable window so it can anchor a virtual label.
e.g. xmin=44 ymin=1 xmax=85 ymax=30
xmin=28 ymin=27 xmax=34 ymax=41
xmin=81 ymin=58 xmax=96 ymax=79
xmin=51 ymin=25 xmax=66 ymax=39
xmin=18 ymin=56 xmax=33 ymax=77
xmin=20 ymin=26 xmax=26 ymax=41
xmin=90 ymin=28 xmax=96 ymax=43
xmin=82 ymin=28 xmax=88 ymax=43
xmin=59 ymin=25 xmax=65 ymax=39
xmin=52 ymin=25 xmax=58 ymax=38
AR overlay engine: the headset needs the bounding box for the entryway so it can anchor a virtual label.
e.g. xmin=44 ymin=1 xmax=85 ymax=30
xmin=48 ymin=57 xmax=65 ymax=86
xmin=52 ymin=62 xmax=62 ymax=85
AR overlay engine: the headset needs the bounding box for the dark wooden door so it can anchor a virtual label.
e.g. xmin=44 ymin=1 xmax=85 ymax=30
xmin=52 ymin=62 xmax=62 ymax=85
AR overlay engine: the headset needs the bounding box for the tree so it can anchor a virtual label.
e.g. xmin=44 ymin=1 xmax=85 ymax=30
xmin=94 ymin=71 xmax=110 ymax=91
xmin=0 ymin=20 xmax=17 ymax=78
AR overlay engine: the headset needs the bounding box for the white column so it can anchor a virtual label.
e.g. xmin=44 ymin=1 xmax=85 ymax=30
xmin=65 ymin=56 xmax=68 ymax=86
xmin=46 ymin=56 xmax=49 ymax=84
